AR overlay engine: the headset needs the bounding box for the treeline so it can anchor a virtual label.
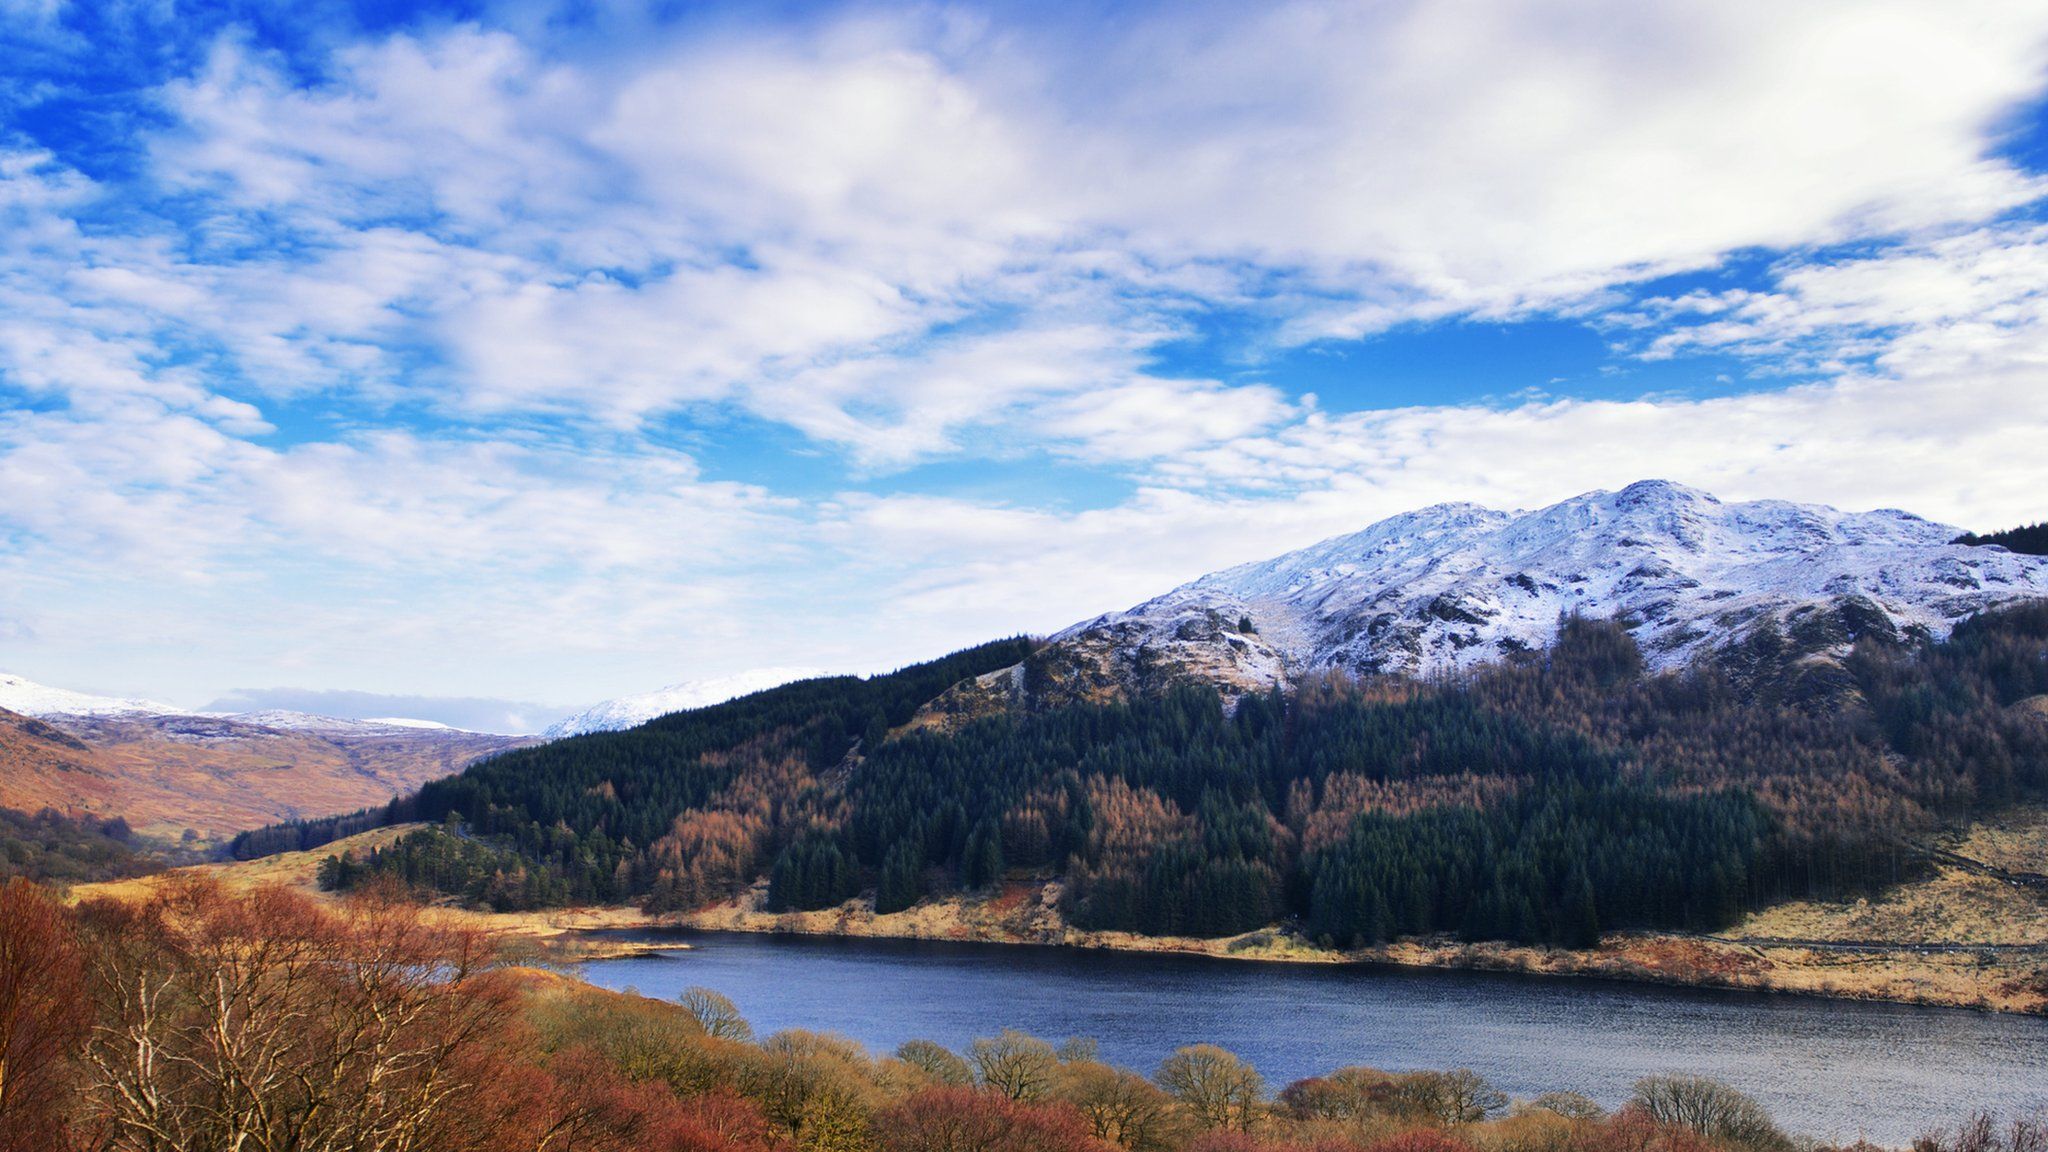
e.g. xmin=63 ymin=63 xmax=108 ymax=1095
xmin=228 ymin=802 xmax=398 ymax=860
xmin=14 ymin=875 xmax=2035 ymax=1152
xmin=1954 ymin=522 xmax=2048 ymax=556
xmin=316 ymin=818 xmax=572 ymax=911
xmin=0 ymin=806 xmax=162 ymax=887
xmin=309 ymin=607 xmax=2048 ymax=949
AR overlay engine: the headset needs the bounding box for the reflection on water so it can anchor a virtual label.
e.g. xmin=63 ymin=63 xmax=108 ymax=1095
xmin=578 ymin=929 xmax=2048 ymax=1145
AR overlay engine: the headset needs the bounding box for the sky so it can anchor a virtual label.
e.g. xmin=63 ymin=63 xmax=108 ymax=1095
xmin=3 ymin=0 xmax=2047 ymax=723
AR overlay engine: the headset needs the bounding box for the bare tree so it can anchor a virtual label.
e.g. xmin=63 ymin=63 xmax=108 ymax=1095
xmin=1402 ymin=1069 xmax=1508 ymax=1125
xmin=72 ymin=876 xmax=518 ymax=1152
xmin=678 ymin=986 xmax=753 ymax=1042
xmin=895 ymin=1040 xmax=973 ymax=1086
xmin=0 ymin=879 xmax=89 ymax=1152
xmin=1059 ymin=1061 xmax=1179 ymax=1151
xmin=1632 ymin=1075 xmax=1791 ymax=1152
xmin=971 ymin=1031 xmax=1060 ymax=1103
xmin=1154 ymin=1044 xmax=1264 ymax=1132
xmin=1914 ymin=1111 xmax=2048 ymax=1152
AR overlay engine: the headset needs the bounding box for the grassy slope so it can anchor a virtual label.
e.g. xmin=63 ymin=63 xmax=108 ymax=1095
xmin=1734 ymin=806 xmax=2048 ymax=947
xmin=70 ymin=824 xmax=662 ymax=959
xmin=0 ymin=709 xmax=528 ymax=844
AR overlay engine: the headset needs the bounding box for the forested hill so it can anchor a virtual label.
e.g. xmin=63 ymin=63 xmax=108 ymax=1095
xmin=232 ymin=637 xmax=1037 ymax=861
xmin=286 ymin=604 xmax=2048 ymax=950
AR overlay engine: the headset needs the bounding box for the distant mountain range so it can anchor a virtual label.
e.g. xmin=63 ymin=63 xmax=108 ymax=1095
xmin=0 ymin=672 xmax=478 ymax=732
xmin=0 ymin=673 xmax=531 ymax=841
xmin=542 ymin=667 xmax=828 ymax=738
xmin=921 ymin=480 xmax=2048 ymax=724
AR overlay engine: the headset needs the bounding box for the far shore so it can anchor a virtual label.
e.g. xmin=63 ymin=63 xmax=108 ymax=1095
xmin=69 ymin=813 xmax=2048 ymax=1016
xmin=652 ymin=878 xmax=2047 ymax=1017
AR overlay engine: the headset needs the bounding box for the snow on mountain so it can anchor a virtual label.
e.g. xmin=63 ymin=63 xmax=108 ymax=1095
xmin=544 ymin=667 xmax=829 ymax=739
xmin=363 ymin=716 xmax=455 ymax=730
xmin=924 ymin=481 xmax=2048 ymax=722
xmin=0 ymin=673 xmax=474 ymax=737
xmin=203 ymin=710 xmax=469 ymax=735
xmin=0 ymin=672 xmax=185 ymax=719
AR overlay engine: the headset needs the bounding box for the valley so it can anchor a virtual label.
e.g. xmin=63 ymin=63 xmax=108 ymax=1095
xmin=15 ymin=484 xmax=2048 ymax=1152
xmin=0 ymin=704 xmax=530 ymax=843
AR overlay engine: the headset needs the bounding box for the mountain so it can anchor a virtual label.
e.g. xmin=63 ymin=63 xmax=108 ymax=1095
xmin=0 ymin=675 xmax=534 ymax=842
xmin=245 ymin=483 xmax=2048 ymax=957
xmin=0 ymin=672 xmax=184 ymax=719
xmin=0 ymin=707 xmax=108 ymax=813
xmin=922 ymin=481 xmax=2048 ymax=723
xmin=543 ymin=667 xmax=829 ymax=738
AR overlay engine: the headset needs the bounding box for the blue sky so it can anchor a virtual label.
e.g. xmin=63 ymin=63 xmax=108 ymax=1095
xmin=3 ymin=0 xmax=2047 ymax=723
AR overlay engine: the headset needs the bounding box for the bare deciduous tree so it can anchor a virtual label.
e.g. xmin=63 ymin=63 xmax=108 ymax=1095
xmin=678 ymin=986 xmax=753 ymax=1042
xmin=971 ymin=1030 xmax=1060 ymax=1103
xmin=0 ymin=879 xmax=90 ymax=1152
xmin=1154 ymin=1044 xmax=1264 ymax=1132
xmin=72 ymin=876 xmax=518 ymax=1152
xmin=1632 ymin=1075 xmax=1791 ymax=1152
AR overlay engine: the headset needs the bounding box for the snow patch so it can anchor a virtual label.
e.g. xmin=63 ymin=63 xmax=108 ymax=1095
xmin=0 ymin=672 xmax=185 ymax=719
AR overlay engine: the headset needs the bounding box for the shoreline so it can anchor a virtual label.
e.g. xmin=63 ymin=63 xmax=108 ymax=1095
xmin=69 ymin=824 xmax=2047 ymax=1015
xmin=654 ymin=879 xmax=2047 ymax=1016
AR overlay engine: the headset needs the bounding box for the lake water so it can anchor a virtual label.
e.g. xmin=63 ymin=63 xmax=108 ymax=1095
xmin=576 ymin=929 xmax=2047 ymax=1145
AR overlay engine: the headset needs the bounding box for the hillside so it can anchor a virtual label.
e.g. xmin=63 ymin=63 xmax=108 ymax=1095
xmin=289 ymin=610 xmax=2048 ymax=949
xmin=0 ymin=705 xmax=531 ymax=843
xmin=247 ymin=484 xmax=2048 ymax=964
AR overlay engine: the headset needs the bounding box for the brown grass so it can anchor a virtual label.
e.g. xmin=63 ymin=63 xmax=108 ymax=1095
xmin=0 ymin=709 xmax=528 ymax=844
xmin=69 ymin=825 xmax=666 ymax=960
xmin=1732 ymin=806 xmax=2048 ymax=947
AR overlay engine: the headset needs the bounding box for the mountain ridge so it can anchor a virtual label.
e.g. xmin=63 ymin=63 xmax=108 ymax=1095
xmin=919 ymin=481 xmax=2048 ymax=726
xmin=0 ymin=671 xmax=493 ymax=734
xmin=0 ymin=697 xmax=534 ymax=842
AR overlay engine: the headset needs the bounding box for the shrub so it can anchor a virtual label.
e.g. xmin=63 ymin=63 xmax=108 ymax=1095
xmin=870 ymin=1086 xmax=1113 ymax=1152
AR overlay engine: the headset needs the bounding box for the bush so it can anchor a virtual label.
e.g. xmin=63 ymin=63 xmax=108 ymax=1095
xmin=870 ymin=1086 xmax=1113 ymax=1152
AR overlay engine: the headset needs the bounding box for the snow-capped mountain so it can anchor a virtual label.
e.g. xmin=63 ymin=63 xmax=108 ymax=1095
xmin=0 ymin=672 xmax=185 ymax=719
xmin=0 ymin=672 xmax=470 ymax=734
xmin=544 ymin=667 xmax=829 ymax=739
xmin=202 ymin=710 xmax=467 ymax=736
xmin=921 ymin=481 xmax=2048 ymax=724
xmin=0 ymin=675 xmax=532 ymax=839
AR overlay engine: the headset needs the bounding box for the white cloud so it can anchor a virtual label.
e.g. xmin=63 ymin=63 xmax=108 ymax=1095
xmin=92 ymin=0 xmax=2048 ymax=451
xmin=4 ymin=1 xmax=2048 ymax=703
xmin=1040 ymin=378 xmax=1296 ymax=462
xmin=1632 ymin=222 xmax=2048 ymax=381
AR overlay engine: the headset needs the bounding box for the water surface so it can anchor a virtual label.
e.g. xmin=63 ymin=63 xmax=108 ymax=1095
xmin=578 ymin=929 xmax=2047 ymax=1145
